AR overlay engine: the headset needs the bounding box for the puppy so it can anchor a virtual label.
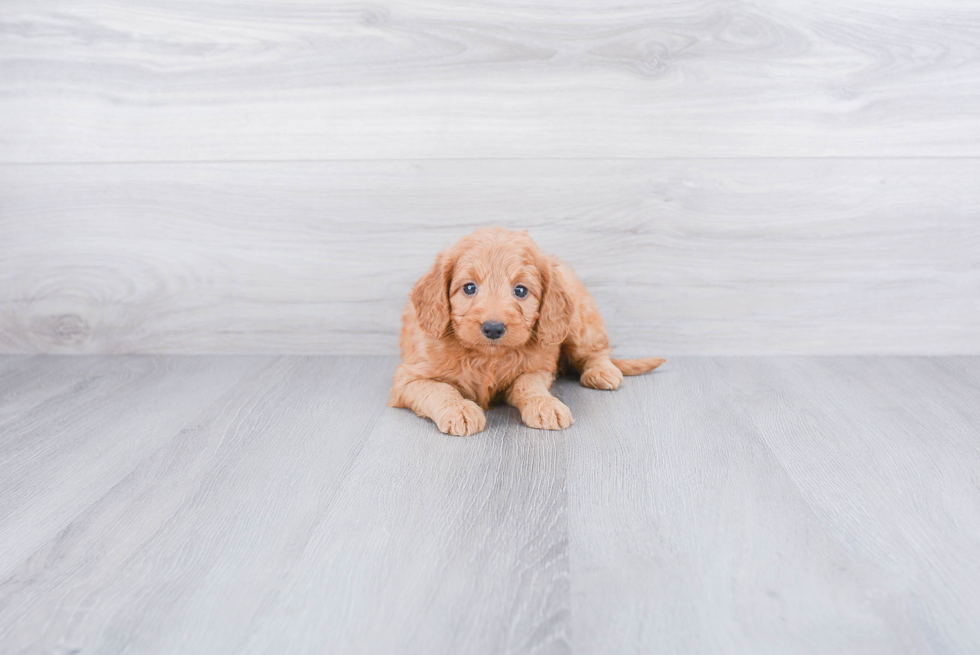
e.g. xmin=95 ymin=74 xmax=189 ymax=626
xmin=389 ymin=227 xmax=664 ymax=436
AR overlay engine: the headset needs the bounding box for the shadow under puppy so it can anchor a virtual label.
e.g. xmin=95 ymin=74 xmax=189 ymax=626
xmin=390 ymin=227 xmax=664 ymax=436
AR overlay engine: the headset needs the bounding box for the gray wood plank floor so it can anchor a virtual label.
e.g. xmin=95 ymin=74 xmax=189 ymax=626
xmin=1 ymin=356 xmax=978 ymax=654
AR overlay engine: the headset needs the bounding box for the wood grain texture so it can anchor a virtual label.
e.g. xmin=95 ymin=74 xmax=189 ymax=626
xmin=0 ymin=355 xmax=567 ymax=655
xmin=566 ymin=357 xmax=980 ymax=654
xmin=2 ymin=159 xmax=978 ymax=355
xmin=1 ymin=0 xmax=979 ymax=161
xmin=2 ymin=355 xmax=979 ymax=653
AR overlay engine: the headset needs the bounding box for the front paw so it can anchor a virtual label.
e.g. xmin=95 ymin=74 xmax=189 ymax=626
xmin=522 ymin=396 xmax=574 ymax=430
xmin=580 ymin=364 xmax=623 ymax=390
xmin=435 ymin=399 xmax=487 ymax=436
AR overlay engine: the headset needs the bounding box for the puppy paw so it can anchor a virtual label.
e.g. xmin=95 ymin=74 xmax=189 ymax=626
xmin=580 ymin=364 xmax=623 ymax=390
xmin=435 ymin=399 xmax=486 ymax=436
xmin=522 ymin=396 xmax=574 ymax=430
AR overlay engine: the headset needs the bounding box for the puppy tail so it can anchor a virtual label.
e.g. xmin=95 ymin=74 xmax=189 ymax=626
xmin=611 ymin=357 xmax=666 ymax=376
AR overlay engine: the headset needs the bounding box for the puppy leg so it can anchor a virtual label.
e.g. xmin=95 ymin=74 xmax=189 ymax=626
xmin=561 ymin=291 xmax=624 ymax=391
xmin=506 ymin=370 xmax=573 ymax=430
xmin=577 ymin=355 xmax=624 ymax=391
xmin=390 ymin=373 xmax=486 ymax=437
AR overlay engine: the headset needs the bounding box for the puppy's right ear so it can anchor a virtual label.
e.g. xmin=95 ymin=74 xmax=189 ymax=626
xmin=411 ymin=252 xmax=453 ymax=339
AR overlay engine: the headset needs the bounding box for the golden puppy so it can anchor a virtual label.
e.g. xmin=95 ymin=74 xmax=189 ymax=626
xmin=390 ymin=227 xmax=664 ymax=436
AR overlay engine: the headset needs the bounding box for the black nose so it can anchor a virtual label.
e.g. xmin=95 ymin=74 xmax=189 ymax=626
xmin=481 ymin=321 xmax=506 ymax=340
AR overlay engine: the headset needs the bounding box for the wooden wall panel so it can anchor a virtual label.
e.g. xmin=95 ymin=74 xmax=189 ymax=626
xmin=1 ymin=0 xmax=979 ymax=161
xmin=2 ymin=159 xmax=977 ymax=355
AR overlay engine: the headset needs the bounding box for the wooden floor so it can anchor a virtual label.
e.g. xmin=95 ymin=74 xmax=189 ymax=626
xmin=1 ymin=356 xmax=978 ymax=654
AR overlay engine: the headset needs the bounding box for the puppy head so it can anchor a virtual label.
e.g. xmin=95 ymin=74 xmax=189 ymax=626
xmin=411 ymin=227 xmax=571 ymax=349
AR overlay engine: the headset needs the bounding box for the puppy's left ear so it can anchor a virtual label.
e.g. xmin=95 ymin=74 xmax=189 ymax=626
xmin=536 ymin=259 xmax=572 ymax=346
xmin=411 ymin=251 xmax=454 ymax=339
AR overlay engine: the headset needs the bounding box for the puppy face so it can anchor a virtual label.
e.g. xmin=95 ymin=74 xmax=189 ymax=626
xmin=411 ymin=228 xmax=571 ymax=349
xmin=448 ymin=241 xmax=543 ymax=348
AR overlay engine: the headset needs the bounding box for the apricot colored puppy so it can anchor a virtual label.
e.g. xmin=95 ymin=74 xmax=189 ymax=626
xmin=390 ymin=228 xmax=665 ymax=436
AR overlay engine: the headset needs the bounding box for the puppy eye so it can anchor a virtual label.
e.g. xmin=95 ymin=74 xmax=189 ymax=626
xmin=463 ymin=283 xmax=477 ymax=296
xmin=514 ymin=285 xmax=528 ymax=299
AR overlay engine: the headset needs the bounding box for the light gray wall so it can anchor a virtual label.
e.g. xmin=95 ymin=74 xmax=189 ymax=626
xmin=2 ymin=0 xmax=978 ymax=355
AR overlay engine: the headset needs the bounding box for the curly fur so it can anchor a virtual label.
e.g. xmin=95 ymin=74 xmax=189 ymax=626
xmin=389 ymin=227 xmax=664 ymax=435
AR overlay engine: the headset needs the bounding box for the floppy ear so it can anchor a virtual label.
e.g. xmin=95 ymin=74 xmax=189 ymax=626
xmin=536 ymin=260 xmax=572 ymax=346
xmin=411 ymin=251 xmax=454 ymax=339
